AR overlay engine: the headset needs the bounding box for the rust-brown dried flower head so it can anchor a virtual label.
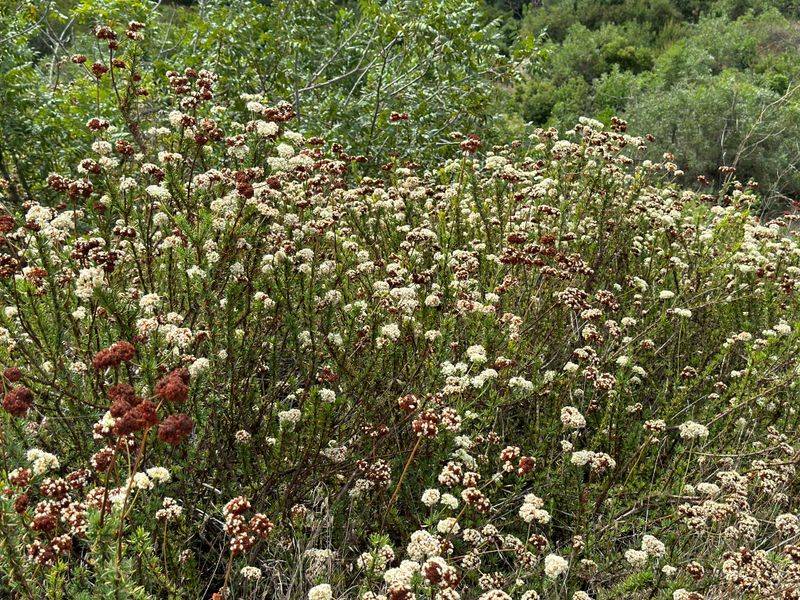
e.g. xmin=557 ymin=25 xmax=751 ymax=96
xmin=155 ymin=368 xmax=190 ymax=404
xmin=158 ymin=413 xmax=193 ymax=445
xmin=2 ymin=385 xmax=33 ymax=417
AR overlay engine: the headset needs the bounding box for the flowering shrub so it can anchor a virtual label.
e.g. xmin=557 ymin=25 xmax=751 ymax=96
xmin=0 ymin=21 xmax=799 ymax=600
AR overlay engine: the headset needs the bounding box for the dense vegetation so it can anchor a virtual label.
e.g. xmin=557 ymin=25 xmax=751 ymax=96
xmin=0 ymin=0 xmax=518 ymax=195
xmin=509 ymin=0 xmax=800 ymax=214
xmin=1 ymin=2 xmax=799 ymax=599
xmin=6 ymin=1 xmax=800 ymax=214
xmin=5 ymin=0 xmax=800 ymax=213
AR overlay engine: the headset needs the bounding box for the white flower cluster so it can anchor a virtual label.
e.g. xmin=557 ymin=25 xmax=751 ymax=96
xmin=240 ymin=566 xmax=261 ymax=580
xmin=624 ymin=549 xmax=648 ymax=569
xmin=278 ymin=408 xmax=301 ymax=427
xmin=543 ymin=553 xmax=569 ymax=578
xmin=641 ymin=534 xmax=665 ymax=558
xmin=519 ymin=493 xmax=550 ymax=524
xmin=75 ymin=267 xmax=105 ymax=301
xmin=156 ymin=497 xmax=183 ymax=522
xmin=560 ymin=406 xmax=586 ymax=429
xmin=466 ymin=344 xmax=487 ymax=363
xmin=26 ymin=448 xmax=60 ymax=475
xmin=308 ymin=583 xmax=332 ymax=600
xmin=421 ymin=488 xmax=440 ymax=506
xmin=678 ymin=420 xmax=709 ymax=441
xmin=569 ymin=450 xmax=616 ymax=473
xmin=406 ymin=530 xmax=440 ymax=561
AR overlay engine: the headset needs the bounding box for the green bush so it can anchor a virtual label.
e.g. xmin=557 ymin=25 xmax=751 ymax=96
xmin=0 ymin=5 xmax=799 ymax=600
xmin=0 ymin=0 xmax=522 ymax=205
xmin=513 ymin=1 xmax=800 ymax=212
xmin=0 ymin=20 xmax=799 ymax=597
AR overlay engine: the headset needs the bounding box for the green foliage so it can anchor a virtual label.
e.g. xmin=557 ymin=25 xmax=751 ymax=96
xmin=7 ymin=0 xmax=800 ymax=211
xmin=1 ymin=2 xmax=800 ymax=598
xmin=511 ymin=0 xmax=800 ymax=212
xmin=629 ymin=68 xmax=800 ymax=212
xmin=0 ymin=0 xmax=524 ymax=204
